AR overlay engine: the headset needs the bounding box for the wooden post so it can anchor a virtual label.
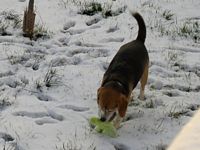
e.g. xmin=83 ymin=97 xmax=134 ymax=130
xmin=23 ymin=0 xmax=36 ymax=39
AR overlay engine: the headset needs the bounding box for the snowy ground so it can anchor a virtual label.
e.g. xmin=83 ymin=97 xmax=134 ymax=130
xmin=0 ymin=0 xmax=199 ymax=150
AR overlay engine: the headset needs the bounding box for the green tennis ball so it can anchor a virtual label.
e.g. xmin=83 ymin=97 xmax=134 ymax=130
xmin=89 ymin=117 xmax=117 ymax=138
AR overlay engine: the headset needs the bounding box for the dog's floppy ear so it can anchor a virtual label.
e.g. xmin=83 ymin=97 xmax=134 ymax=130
xmin=97 ymin=87 xmax=103 ymax=104
xmin=118 ymin=94 xmax=128 ymax=117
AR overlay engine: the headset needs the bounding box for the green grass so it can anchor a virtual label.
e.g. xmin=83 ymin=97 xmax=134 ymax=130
xmin=168 ymin=106 xmax=189 ymax=119
xmin=33 ymin=24 xmax=52 ymax=40
xmin=80 ymin=2 xmax=102 ymax=16
xmin=0 ymin=10 xmax=21 ymax=36
xmin=62 ymin=0 xmax=126 ymax=18
xmin=162 ymin=10 xmax=174 ymax=20
xmin=144 ymin=100 xmax=154 ymax=108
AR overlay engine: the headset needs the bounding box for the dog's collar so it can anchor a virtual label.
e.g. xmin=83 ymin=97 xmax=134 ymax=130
xmin=114 ymin=81 xmax=124 ymax=89
xmin=103 ymin=80 xmax=126 ymax=94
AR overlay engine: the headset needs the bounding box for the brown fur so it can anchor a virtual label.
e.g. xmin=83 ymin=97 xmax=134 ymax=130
xmin=98 ymin=87 xmax=128 ymax=117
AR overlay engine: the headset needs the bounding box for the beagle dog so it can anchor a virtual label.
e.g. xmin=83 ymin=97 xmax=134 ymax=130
xmin=97 ymin=12 xmax=149 ymax=128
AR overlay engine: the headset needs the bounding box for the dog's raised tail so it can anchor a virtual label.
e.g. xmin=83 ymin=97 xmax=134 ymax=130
xmin=132 ymin=12 xmax=146 ymax=43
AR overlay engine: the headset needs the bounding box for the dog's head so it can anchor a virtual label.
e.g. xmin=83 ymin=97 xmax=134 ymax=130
xmin=97 ymin=87 xmax=128 ymax=122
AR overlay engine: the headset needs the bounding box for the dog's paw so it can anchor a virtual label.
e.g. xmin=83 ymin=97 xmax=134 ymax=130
xmin=114 ymin=123 xmax=120 ymax=129
xmin=138 ymin=95 xmax=146 ymax=101
xmin=113 ymin=119 xmax=122 ymax=129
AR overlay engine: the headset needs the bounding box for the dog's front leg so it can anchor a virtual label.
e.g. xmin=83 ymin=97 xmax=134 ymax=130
xmin=113 ymin=115 xmax=123 ymax=129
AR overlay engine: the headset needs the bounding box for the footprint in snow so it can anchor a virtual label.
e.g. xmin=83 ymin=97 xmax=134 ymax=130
xmin=0 ymin=71 xmax=15 ymax=78
xmin=187 ymin=104 xmax=200 ymax=111
xmin=163 ymin=84 xmax=200 ymax=93
xmin=35 ymin=93 xmax=54 ymax=101
xmin=148 ymin=77 xmax=199 ymax=93
xmin=13 ymin=110 xmax=64 ymax=122
xmin=67 ymin=48 xmax=89 ymax=57
xmin=173 ymin=63 xmax=200 ymax=77
xmin=67 ymin=28 xmax=86 ymax=35
xmin=85 ymin=15 xmax=102 ymax=26
xmin=62 ymin=21 xmax=76 ymax=31
xmin=106 ymin=25 xmax=119 ymax=33
xmin=168 ymin=46 xmax=200 ymax=53
xmin=0 ymin=132 xmax=14 ymax=142
xmin=124 ymin=111 xmax=144 ymax=122
xmin=67 ymin=48 xmax=109 ymax=58
xmin=58 ymin=104 xmax=89 ymax=112
xmin=5 ymin=79 xmax=20 ymax=88
xmin=150 ymin=65 xmax=181 ymax=78
xmin=88 ymin=49 xmax=109 ymax=58
xmin=58 ymin=36 xmax=70 ymax=46
xmin=0 ymin=99 xmax=11 ymax=111
xmin=69 ymin=40 xmax=102 ymax=48
xmin=89 ymin=25 xmax=101 ymax=29
xmin=112 ymin=142 xmax=130 ymax=150
xmin=0 ymin=132 xmax=20 ymax=150
xmin=100 ymin=37 xmax=124 ymax=43
xmin=162 ymin=90 xmax=180 ymax=97
xmin=35 ymin=117 xmax=58 ymax=125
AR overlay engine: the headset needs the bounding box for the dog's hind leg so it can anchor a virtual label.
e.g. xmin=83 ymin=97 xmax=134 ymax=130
xmin=139 ymin=62 xmax=149 ymax=100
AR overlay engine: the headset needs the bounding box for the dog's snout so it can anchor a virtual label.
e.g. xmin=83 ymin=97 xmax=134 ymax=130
xmin=100 ymin=117 xmax=106 ymax=122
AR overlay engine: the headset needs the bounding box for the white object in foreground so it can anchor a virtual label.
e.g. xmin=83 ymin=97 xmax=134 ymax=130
xmin=168 ymin=109 xmax=200 ymax=150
